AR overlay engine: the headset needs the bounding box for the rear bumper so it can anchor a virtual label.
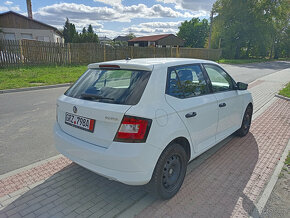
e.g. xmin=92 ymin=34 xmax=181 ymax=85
xmin=54 ymin=123 xmax=162 ymax=185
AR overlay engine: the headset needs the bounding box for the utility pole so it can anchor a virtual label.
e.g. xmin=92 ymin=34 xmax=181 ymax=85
xmin=26 ymin=0 xmax=33 ymax=19
xmin=208 ymin=9 xmax=214 ymax=49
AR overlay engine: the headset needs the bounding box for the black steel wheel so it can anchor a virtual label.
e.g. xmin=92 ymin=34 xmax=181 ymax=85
xmin=149 ymin=143 xmax=188 ymax=199
xmin=235 ymin=104 xmax=253 ymax=137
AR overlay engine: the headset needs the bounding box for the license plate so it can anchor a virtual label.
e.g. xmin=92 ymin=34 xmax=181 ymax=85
xmin=65 ymin=112 xmax=95 ymax=133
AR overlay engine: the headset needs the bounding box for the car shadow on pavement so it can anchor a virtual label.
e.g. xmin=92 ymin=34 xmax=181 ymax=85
xmin=0 ymin=163 xmax=147 ymax=217
xmin=137 ymin=132 xmax=260 ymax=217
xmin=1 ymin=133 xmax=260 ymax=218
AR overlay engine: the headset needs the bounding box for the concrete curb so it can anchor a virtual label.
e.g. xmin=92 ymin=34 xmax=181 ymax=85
xmin=0 ymin=154 xmax=63 ymax=180
xmin=0 ymin=83 xmax=71 ymax=94
xmin=250 ymin=139 xmax=290 ymax=218
xmin=275 ymin=94 xmax=290 ymax=101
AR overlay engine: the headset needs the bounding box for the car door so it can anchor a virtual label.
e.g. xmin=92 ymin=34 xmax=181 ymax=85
xmin=165 ymin=64 xmax=219 ymax=154
xmin=202 ymin=64 xmax=244 ymax=142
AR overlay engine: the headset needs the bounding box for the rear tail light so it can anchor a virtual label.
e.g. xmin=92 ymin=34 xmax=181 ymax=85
xmin=114 ymin=115 xmax=152 ymax=143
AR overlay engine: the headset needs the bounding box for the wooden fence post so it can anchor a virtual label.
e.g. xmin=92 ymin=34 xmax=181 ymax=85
xmin=176 ymin=46 xmax=180 ymax=58
xmin=19 ymin=40 xmax=24 ymax=64
xmin=103 ymin=45 xmax=106 ymax=61
xmin=130 ymin=46 xmax=133 ymax=59
xmin=68 ymin=43 xmax=71 ymax=64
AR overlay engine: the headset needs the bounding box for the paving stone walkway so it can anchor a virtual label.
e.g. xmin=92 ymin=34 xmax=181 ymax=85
xmin=137 ymin=98 xmax=289 ymax=218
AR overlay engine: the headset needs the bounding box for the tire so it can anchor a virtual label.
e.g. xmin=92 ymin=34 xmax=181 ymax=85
xmin=235 ymin=104 xmax=253 ymax=137
xmin=149 ymin=143 xmax=188 ymax=199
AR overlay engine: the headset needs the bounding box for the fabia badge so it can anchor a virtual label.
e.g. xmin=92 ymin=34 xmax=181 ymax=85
xmin=73 ymin=106 xmax=77 ymax=114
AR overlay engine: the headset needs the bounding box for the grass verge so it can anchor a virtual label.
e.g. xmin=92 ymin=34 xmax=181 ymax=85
xmin=0 ymin=65 xmax=87 ymax=90
xmin=278 ymin=82 xmax=290 ymax=98
xmin=285 ymin=151 xmax=290 ymax=166
xmin=217 ymin=58 xmax=272 ymax=64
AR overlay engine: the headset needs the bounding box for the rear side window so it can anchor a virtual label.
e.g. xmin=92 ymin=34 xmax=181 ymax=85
xmin=166 ymin=65 xmax=210 ymax=98
xmin=65 ymin=69 xmax=151 ymax=105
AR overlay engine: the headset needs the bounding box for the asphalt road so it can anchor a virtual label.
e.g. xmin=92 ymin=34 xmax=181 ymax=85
xmin=0 ymin=61 xmax=289 ymax=174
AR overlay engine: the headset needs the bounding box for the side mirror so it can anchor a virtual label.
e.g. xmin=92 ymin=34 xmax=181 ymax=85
xmin=236 ymin=82 xmax=248 ymax=90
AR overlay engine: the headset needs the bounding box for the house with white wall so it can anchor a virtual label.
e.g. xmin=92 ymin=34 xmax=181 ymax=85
xmin=0 ymin=11 xmax=63 ymax=43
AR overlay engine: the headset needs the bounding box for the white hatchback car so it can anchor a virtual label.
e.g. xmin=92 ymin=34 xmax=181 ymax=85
xmin=54 ymin=58 xmax=253 ymax=199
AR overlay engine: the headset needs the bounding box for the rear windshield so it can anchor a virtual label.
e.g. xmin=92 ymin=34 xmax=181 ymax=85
xmin=64 ymin=68 xmax=151 ymax=105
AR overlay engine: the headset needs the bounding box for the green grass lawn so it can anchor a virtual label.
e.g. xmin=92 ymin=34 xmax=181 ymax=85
xmin=279 ymin=82 xmax=290 ymax=98
xmin=217 ymin=58 xmax=272 ymax=64
xmin=0 ymin=65 xmax=87 ymax=90
xmin=285 ymin=151 xmax=290 ymax=167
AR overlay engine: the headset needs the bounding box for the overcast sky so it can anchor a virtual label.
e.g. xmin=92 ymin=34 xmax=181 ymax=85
xmin=0 ymin=0 xmax=215 ymax=38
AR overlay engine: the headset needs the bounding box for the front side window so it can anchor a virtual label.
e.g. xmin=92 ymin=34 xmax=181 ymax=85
xmin=65 ymin=69 xmax=151 ymax=105
xmin=203 ymin=64 xmax=234 ymax=92
xmin=167 ymin=65 xmax=210 ymax=98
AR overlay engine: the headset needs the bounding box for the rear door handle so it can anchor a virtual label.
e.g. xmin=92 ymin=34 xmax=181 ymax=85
xmin=185 ymin=112 xmax=197 ymax=118
xmin=219 ymin=103 xmax=226 ymax=107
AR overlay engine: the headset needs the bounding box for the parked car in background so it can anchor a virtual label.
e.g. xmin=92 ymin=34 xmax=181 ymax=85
xmin=54 ymin=58 xmax=253 ymax=199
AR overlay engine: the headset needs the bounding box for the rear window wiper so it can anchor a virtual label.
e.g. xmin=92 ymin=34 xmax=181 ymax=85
xmin=80 ymin=93 xmax=115 ymax=101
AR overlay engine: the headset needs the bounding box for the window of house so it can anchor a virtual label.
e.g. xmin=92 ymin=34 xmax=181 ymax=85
xmin=4 ymin=33 xmax=16 ymax=40
xmin=21 ymin=33 xmax=33 ymax=40
xmin=37 ymin=36 xmax=44 ymax=41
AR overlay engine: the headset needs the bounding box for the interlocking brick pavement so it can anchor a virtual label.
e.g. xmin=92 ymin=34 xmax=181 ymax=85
xmin=249 ymin=68 xmax=290 ymax=113
xmin=247 ymin=80 xmax=265 ymax=89
xmin=137 ymin=98 xmax=289 ymax=218
xmin=0 ymin=162 xmax=147 ymax=217
xmin=0 ymin=157 xmax=71 ymax=198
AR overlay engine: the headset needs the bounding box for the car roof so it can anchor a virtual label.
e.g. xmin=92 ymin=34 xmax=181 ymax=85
xmin=88 ymin=58 xmax=217 ymax=71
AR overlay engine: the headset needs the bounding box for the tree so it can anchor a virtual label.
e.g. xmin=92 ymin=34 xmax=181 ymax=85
xmin=63 ymin=18 xmax=78 ymax=43
xmin=79 ymin=25 xmax=99 ymax=43
xmin=87 ymin=24 xmax=94 ymax=34
xmin=177 ymin=18 xmax=209 ymax=48
xmin=126 ymin=33 xmax=136 ymax=40
xmin=211 ymin=0 xmax=289 ymax=59
xmin=62 ymin=20 xmax=99 ymax=43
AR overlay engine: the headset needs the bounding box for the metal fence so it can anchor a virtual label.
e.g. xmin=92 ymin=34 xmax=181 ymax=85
xmin=0 ymin=39 xmax=222 ymax=68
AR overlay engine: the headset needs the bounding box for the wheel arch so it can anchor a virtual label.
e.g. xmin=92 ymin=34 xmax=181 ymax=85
xmin=166 ymin=137 xmax=191 ymax=161
xmin=247 ymin=102 xmax=253 ymax=111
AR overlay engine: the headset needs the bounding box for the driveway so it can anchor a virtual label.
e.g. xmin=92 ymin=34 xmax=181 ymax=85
xmin=0 ymin=61 xmax=289 ymax=174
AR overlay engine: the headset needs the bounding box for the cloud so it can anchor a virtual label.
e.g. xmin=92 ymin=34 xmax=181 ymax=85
xmin=123 ymin=21 xmax=183 ymax=36
xmin=10 ymin=5 xmax=20 ymax=11
xmin=0 ymin=6 xmax=9 ymax=11
xmin=33 ymin=2 xmax=195 ymax=31
xmin=93 ymin=0 xmax=122 ymax=6
xmin=4 ymin=1 xmax=13 ymax=6
xmin=156 ymin=0 xmax=215 ymax=12
xmin=1 ymin=1 xmax=20 ymax=12
xmin=34 ymin=2 xmax=194 ymax=22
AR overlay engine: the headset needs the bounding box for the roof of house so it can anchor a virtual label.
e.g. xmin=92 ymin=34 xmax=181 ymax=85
xmin=0 ymin=11 xmax=62 ymax=36
xmin=128 ymin=34 xmax=174 ymax=42
xmin=99 ymin=36 xmax=112 ymax=41
xmin=114 ymin=36 xmax=130 ymax=42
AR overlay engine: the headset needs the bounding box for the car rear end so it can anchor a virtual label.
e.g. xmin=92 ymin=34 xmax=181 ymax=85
xmin=54 ymin=62 xmax=162 ymax=185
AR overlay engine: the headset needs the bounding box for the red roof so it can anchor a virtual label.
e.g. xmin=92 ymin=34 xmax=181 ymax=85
xmin=128 ymin=34 xmax=173 ymax=42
